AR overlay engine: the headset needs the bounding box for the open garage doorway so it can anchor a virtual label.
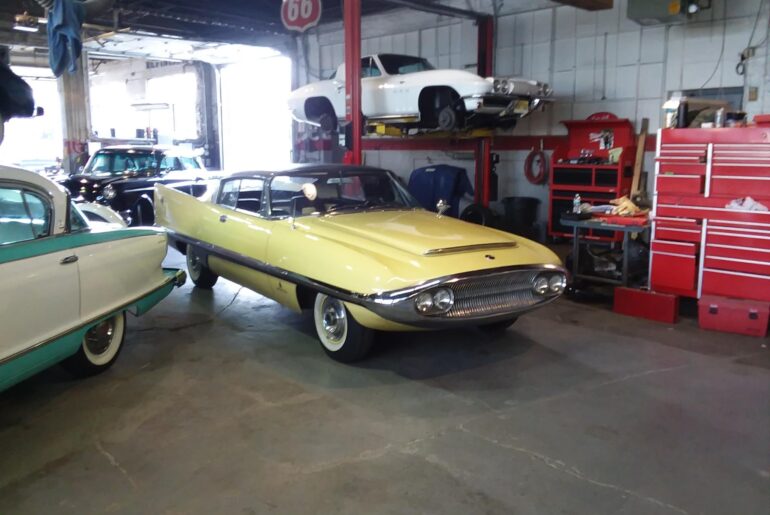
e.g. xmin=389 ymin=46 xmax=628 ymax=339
xmin=220 ymin=52 xmax=292 ymax=170
xmin=0 ymin=66 xmax=62 ymax=173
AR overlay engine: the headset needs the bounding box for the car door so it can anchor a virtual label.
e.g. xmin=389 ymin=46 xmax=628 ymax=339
xmin=360 ymin=56 xmax=389 ymax=118
xmin=203 ymin=178 xmax=274 ymax=295
xmin=0 ymin=186 xmax=79 ymax=363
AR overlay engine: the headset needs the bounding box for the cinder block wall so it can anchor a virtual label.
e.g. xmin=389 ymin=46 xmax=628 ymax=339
xmin=296 ymin=0 xmax=769 ymax=227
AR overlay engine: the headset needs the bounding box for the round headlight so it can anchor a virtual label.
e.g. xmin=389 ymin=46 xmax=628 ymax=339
xmin=500 ymin=79 xmax=509 ymax=93
xmin=102 ymin=184 xmax=116 ymax=200
xmin=415 ymin=292 xmax=434 ymax=314
xmin=432 ymin=288 xmax=454 ymax=312
xmin=493 ymin=79 xmax=502 ymax=93
xmin=549 ymin=275 xmax=566 ymax=294
xmin=533 ymin=276 xmax=549 ymax=295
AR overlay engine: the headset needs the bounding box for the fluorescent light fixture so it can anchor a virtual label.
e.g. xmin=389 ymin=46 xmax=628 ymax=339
xmin=14 ymin=12 xmax=39 ymax=32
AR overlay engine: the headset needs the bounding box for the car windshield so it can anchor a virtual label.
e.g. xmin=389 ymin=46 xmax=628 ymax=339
xmin=81 ymin=150 xmax=158 ymax=177
xmin=377 ymin=54 xmax=435 ymax=75
xmin=268 ymin=169 xmax=420 ymax=218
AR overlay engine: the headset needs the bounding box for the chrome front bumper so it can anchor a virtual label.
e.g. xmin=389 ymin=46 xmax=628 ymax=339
xmin=363 ymin=264 xmax=566 ymax=328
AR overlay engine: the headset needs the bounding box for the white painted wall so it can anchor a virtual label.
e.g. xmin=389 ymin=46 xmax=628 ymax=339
xmin=296 ymin=0 xmax=770 ymax=231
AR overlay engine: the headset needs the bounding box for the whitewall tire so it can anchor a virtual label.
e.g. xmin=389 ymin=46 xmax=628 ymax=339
xmin=62 ymin=312 xmax=126 ymax=377
xmin=187 ymin=244 xmax=218 ymax=289
xmin=313 ymin=293 xmax=374 ymax=362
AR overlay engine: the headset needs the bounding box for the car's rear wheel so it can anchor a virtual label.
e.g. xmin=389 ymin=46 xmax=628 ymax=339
xmin=438 ymin=105 xmax=460 ymax=131
xmin=186 ymin=244 xmax=218 ymax=289
xmin=61 ymin=312 xmax=126 ymax=377
xmin=313 ymin=293 xmax=374 ymax=362
xmin=478 ymin=317 xmax=518 ymax=334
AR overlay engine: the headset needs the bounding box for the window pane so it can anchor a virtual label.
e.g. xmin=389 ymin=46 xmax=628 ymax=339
xmin=0 ymin=188 xmax=50 ymax=244
xmin=69 ymin=203 xmax=89 ymax=232
xmin=218 ymin=179 xmax=240 ymax=209
xmin=236 ymin=179 xmax=264 ymax=214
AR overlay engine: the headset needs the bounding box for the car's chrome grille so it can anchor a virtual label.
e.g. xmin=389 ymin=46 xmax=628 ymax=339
xmin=444 ymin=269 xmax=544 ymax=319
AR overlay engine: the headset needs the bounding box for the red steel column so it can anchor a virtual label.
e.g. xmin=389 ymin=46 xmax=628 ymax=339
xmin=475 ymin=16 xmax=494 ymax=206
xmin=477 ymin=15 xmax=494 ymax=77
xmin=475 ymin=137 xmax=493 ymax=207
xmin=344 ymin=0 xmax=362 ymax=164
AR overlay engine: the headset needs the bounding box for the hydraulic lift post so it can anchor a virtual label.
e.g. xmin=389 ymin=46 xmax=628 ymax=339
xmin=343 ymin=0 xmax=362 ymax=165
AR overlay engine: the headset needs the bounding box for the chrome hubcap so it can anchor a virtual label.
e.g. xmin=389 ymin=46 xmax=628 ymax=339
xmin=84 ymin=319 xmax=115 ymax=355
xmin=188 ymin=252 xmax=202 ymax=277
xmin=321 ymin=299 xmax=347 ymax=343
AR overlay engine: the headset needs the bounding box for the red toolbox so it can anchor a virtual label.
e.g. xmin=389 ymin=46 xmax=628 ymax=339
xmin=697 ymin=295 xmax=770 ymax=337
xmin=613 ymin=287 xmax=679 ymax=324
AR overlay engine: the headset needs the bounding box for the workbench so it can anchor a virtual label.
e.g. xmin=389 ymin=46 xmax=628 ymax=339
xmin=560 ymin=217 xmax=650 ymax=287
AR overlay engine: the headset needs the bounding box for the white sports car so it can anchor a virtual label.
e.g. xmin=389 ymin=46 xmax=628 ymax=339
xmin=288 ymin=53 xmax=551 ymax=131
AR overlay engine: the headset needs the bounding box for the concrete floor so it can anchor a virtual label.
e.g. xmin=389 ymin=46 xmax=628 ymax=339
xmin=1 ymin=249 xmax=768 ymax=515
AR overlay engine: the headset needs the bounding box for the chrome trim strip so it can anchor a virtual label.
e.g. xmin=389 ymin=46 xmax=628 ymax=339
xmin=0 ymin=270 xmax=184 ymax=366
xmin=423 ymin=242 xmax=517 ymax=256
xmin=703 ymin=268 xmax=770 ymax=280
xmin=705 ymin=143 xmax=713 ymax=198
xmin=697 ymin=219 xmax=708 ymax=299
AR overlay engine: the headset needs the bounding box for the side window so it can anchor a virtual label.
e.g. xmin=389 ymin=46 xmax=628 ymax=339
xmin=269 ymin=176 xmax=303 ymax=217
xmin=236 ymin=179 xmax=264 ymax=214
xmin=218 ymin=179 xmax=240 ymax=209
xmin=69 ymin=203 xmax=89 ymax=232
xmin=0 ymin=187 xmax=51 ymax=245
xmin=361 ymin=57 xmax=381 ymax=78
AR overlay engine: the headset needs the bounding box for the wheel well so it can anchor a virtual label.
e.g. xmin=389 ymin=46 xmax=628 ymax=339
xmin=296 ymin=285 xmax=317 ymax=310
xmin=304 ymin=97 xmax=336 ymax=121
xmin=418 ymin=86 xmax=460 ymax=119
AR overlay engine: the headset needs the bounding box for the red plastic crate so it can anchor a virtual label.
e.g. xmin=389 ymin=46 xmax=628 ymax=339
xmin=613 ymin=287 xmax=679 ymax=324
xmin=698 ymin=295 xmax=770 ymax=337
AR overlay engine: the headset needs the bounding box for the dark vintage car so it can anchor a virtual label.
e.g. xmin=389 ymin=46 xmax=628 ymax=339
xmin=58 ymin=145 xmax=209 ymax=226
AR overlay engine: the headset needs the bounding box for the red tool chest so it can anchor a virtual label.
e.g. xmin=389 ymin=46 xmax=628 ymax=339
xmin=698 ymin=295 xmax=770 ymax=337
xmin=549 ymin=115 xmax=637 ymax=242
xmin=651 ymin=128 xmax=770 ymax=310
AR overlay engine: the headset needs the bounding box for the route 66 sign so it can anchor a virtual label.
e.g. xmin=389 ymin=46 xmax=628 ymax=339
xmin=281 ymin=0 xmax=322 ymax=32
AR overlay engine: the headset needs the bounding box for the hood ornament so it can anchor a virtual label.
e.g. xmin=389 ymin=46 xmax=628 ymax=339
xmin=436 ymin=199 xmax=450 ymax=217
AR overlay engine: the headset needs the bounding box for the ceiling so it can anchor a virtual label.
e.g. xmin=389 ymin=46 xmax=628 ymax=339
xmin=0 ymin=0 xmax=438 ymax=49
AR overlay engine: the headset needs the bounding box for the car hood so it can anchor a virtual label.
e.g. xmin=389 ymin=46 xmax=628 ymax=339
xmin=304 ymin=209 xmax=553 ymax=261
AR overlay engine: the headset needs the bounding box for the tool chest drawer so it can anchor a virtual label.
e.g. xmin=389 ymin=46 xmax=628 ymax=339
xmin=651 ymin=252 xmax=698 ymax=292
xmin=706 ymin=224 xmax=770 ymax=250
xmin=701 ymin=269 xmax=770 ymax=302
xmin=651 ymin=240 xmax=698 ymax=256
xmin=710 ymin=175 xmax=770 ymax=198
xmin=703 ymin=255 xmax=770 ymax=276
xmin=654 ymin=218 xmax=702 ymax=243
xmin=655 ymin=174 xmax=705 ymax=195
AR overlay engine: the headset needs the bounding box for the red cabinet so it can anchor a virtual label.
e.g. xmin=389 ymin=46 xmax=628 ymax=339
xmin=548 ymin=116 xmax=637 ymax=241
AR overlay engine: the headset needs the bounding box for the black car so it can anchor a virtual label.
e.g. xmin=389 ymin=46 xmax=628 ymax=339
xmin=58 ymin=146 xmax=209 ymax=226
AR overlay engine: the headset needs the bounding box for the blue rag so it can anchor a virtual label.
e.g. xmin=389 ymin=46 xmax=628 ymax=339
xmin=47 ymin=0 xmax=85 ymax=77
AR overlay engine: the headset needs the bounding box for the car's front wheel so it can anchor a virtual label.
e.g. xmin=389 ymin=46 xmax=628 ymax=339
xmin=186 ymin=244 xmax=218 ymax=289
xmin=313 ymin=293 xmax=374 ymax=362
xmin=62 ymin=312 xmax=126 ymax=376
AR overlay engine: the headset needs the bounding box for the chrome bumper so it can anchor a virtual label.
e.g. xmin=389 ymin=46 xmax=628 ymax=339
xmin=363 ymin=264 xmax=566 ymax=328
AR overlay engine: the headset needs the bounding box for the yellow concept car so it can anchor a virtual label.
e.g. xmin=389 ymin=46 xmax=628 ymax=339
xmin=155 ymin=164 xmax=566 ymax=362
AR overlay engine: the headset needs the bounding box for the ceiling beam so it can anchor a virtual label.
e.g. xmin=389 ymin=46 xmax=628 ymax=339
xmin=552 ymin=0 xmax=613 ymax=10
xmin=381 ymin=0 xmax=484 ymax=20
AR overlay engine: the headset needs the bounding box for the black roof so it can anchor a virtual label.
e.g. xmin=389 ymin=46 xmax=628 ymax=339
xmin=226 ymin=164 xmax=389 ymax=179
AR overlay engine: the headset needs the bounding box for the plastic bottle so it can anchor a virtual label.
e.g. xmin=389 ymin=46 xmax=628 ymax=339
xmin=573 ymin=193 xmax=581 ymax=214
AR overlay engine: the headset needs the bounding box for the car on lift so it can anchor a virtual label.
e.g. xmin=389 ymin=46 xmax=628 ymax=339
xmin=57 ymin=145 xmax=209 ymax=226
xmin=288 ymin=53 xmax=551 ymax=132
xmin=0 ymin=165 xmax=186 ymax=393
xmin=154 ymin=164 xmax=567 ymax=363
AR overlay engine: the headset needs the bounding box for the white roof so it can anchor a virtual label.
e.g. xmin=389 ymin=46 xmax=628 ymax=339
xmin=0 ymin=165 xmax=70 ymax=235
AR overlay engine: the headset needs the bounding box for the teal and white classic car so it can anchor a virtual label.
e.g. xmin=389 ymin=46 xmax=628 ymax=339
xmin=0 ymin=165 xmax=186 ymax=392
